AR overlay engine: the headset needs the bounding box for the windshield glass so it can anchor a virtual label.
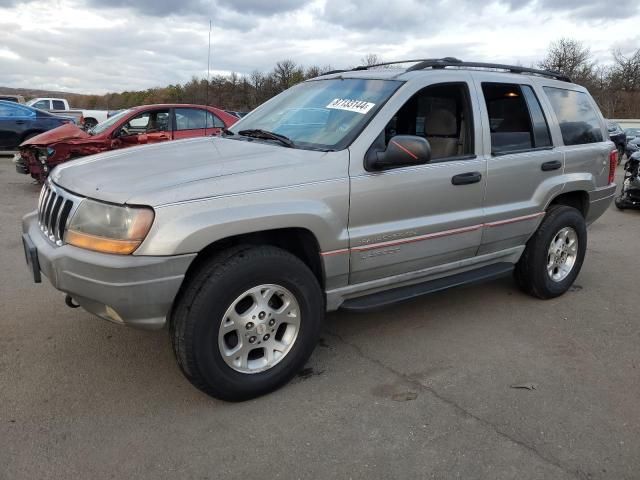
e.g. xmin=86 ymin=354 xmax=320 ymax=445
xmin=89 ymin=108 xmax=133 ymax=135
xmin=230 ymin=78 xmax=402 ymax=150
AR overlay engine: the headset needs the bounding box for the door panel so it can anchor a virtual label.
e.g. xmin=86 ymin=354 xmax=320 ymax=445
xmin=349 ymin=159 xmax=486 ymax=283
xmin=474 ymin=80 xmax=563 ymax=255
xmin=347 ymin=78 xmax=486 ymax=285
xmin=479 ymin=149 xmax=562 ymax=254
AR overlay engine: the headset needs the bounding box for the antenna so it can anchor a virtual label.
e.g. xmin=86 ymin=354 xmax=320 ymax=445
xmin=206 ymin=20 xmax=212 ymax=106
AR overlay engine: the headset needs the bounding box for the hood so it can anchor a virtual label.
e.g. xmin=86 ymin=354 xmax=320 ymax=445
xmin=51 ymin=136 xmax=343 ymax=206
xmin=21 ymin=123 xmax=90 ymax=147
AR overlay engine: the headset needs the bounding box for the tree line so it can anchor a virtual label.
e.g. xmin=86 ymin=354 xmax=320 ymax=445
xmin=70 ymin=41 xmax=640 ymax=118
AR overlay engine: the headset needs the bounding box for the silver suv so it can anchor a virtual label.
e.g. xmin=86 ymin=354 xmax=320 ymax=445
xmin=21 ymin=58 xmax=617 ymax=400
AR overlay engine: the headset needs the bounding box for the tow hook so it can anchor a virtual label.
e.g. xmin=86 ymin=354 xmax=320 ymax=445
xmin=65 ymin=294 xmax=80 ymax=309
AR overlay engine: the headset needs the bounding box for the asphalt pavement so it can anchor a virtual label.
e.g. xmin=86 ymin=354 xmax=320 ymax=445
xmin=1 ymin=156 xmax=639 ymax=480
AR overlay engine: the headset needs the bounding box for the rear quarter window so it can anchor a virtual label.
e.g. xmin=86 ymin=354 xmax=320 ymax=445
xmin=543 ymin=87 xmax=604 ymax=146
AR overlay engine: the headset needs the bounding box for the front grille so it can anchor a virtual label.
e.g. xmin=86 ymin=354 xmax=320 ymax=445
xmin=38 ymin=181 xmax=78 ymax=246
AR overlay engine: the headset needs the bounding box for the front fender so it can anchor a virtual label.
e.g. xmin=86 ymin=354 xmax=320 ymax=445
xmin=134 ymin=178 xmax=350 ymax=257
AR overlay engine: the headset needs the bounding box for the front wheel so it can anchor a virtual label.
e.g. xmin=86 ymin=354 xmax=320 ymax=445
xmin=170 ymin=246 xmax=324 ymax=401
xmin=514 ymin=205 xmax=587 ymax=299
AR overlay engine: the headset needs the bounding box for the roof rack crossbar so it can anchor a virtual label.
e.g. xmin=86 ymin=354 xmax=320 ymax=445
xmin=405 ymin=59 xmax=571 ymax=82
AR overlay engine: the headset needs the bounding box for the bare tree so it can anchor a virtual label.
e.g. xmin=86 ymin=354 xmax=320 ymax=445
xmin=360 ymin=53 xmax=382 ymax=66
xmin=539 ymin=38 xmax=595 ymax=86
xmin=272 ymin=60 xmax=304 ymax=91
xmin=611 ymin=49 xmax=640 ymax=92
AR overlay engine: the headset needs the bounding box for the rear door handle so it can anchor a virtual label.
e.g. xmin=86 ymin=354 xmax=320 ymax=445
xmin=451 ymin=171 xmax=482 ymax=185
xmin=15 ymin=120 xmax=25 ymax=125
xmin=541 ymin=160 xmax=562 ymax=171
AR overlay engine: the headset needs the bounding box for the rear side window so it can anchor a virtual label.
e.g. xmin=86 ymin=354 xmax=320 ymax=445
xmin=206 ymin=111 xmax=225 ymax=128
xmin=481 ymin=83 xmax=551 ymax=154
xmin=52 ymin=100 xmax=66 ymax=110
xmin=543 ymin=87 xmax=604 ymax=146
xmin=175 ymin=108 xmax=207 ymax=130
xmin=0 ymin=104 xmax=34 ymax=117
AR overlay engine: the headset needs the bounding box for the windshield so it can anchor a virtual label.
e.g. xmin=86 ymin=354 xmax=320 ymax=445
xmin=89 ymin=108 xmax=134 ymax=135
xmin=230 ymin=78 xmax=402 ymax=150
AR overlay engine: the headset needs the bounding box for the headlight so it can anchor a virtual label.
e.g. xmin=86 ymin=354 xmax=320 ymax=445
xmin=65 ymin=199 xmax=154 ymax=254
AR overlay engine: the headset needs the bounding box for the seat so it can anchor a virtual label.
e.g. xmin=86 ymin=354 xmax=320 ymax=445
xmin=425 ymin=109 xmax=458 ymax=159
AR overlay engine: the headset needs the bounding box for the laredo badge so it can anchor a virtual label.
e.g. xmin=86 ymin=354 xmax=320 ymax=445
xmin=326 ymin=98 xmax=376 ymax=114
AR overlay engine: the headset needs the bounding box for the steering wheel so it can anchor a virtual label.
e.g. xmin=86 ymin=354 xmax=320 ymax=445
xmin=120 ymin=124 xmax=131 ymax=136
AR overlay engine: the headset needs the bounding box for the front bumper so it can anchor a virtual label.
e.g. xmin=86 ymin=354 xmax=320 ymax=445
xmin=586 ymin=183 xmax=617 ymax=225
xmin=22 ymin=211 xmax=196 ymax=329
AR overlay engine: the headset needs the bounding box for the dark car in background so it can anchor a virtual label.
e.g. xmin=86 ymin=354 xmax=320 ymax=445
xmin=625 ymin=127 xmax=640 ymax=143
xmin=0 ymin=100 xmax=75 ymax=151
xmin=607 ymin=121 xmax=626 ymax=163
xmin=16 ymin=103 xmax=238 ymax=182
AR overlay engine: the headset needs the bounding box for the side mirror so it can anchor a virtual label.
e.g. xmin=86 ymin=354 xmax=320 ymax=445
xmin=366 ymin=135 xmax=431 ymax=171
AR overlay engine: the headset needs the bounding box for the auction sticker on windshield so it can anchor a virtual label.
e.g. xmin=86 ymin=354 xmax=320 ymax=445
xmin=326 ymin=98 xmax=375 ymax=114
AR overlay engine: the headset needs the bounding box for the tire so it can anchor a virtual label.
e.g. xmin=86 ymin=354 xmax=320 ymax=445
xmin=514 ymin=205 xmax=587 ymax=299
xmin=170 ymin=245 xmax=324 ymax=401
xmin=615 ymin=196 xmax=626 ymax=210
xmin=83 ymin=118 xmax=98 ymax=129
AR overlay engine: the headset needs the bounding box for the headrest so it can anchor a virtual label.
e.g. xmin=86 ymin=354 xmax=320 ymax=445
xmin=425 ymin=109 xmax=457 ymax=136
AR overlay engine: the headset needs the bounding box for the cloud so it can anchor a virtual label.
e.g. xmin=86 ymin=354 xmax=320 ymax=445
xmin=0 ymin=0 xmax=639 ymax=94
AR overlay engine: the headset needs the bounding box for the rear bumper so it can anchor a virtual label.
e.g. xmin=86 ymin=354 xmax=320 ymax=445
xmin=586 ymin=183 xmax=616 ymax=225
xmin=22 ymin=211 xmax=196 ymax=329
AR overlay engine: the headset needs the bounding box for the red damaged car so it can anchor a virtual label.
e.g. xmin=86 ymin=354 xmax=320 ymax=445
xmin=16 ymin=104 xmax=238 ymax=183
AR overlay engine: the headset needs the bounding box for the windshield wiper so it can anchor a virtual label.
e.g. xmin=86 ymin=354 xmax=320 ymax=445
xmin=238 ymin=129 xmax=295 ymax=148
xmin=221 ymin=127 xmax=234 ymax=136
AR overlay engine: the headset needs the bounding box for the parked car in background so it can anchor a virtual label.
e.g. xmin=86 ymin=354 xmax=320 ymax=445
xmin=626 ymin=136 xmax=640 ymax=158
xmin=0 ymin=94 xmax=25 ymax=103
xmin=625 ymin=127 xmax=640 ymax=143
xmin=607 ymin=121 xmax=626 ymax=163
xmin=26 ymin=97 xmax=107 ymax=129
xmin=0 ymin=100 xmax=75 ymax=152
xmin=16 ymin=103 xmax=238 ymax=182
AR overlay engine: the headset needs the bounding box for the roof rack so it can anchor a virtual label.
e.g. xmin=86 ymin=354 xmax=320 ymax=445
xmin=406 ymin=58 xmax=571 ymax=82
xmin=324 ymin=57 xmax=571 ymax=82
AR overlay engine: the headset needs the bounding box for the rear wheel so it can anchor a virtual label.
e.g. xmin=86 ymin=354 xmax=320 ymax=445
xmin=515 ymin=205 xmax=587 ymax=299
xmin=170 ymin=245 xmax=324 ymax=401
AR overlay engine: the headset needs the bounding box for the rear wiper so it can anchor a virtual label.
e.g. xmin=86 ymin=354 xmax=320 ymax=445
xmin=238 ymin=129 xmax=295 ymax=148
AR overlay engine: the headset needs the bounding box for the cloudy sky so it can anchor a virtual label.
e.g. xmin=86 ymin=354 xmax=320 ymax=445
xmin=0 ymin=0 xmax=638 ymax=94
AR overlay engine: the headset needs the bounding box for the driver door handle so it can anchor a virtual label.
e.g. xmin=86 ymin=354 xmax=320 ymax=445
xmin=452 ymin=171 xmax=482 ymax=185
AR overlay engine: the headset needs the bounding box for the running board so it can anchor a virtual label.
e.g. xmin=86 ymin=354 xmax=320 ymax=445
xmin=340 ymin=263 xmax=514 ymax=312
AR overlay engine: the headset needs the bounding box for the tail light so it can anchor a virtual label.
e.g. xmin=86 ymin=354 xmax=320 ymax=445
xmin=609 ymin=150 xmax=617 ymax=184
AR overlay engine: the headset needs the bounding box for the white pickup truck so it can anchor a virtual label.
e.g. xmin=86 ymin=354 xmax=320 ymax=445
xmin=26 ymin=98 xmax=108 ymax=129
